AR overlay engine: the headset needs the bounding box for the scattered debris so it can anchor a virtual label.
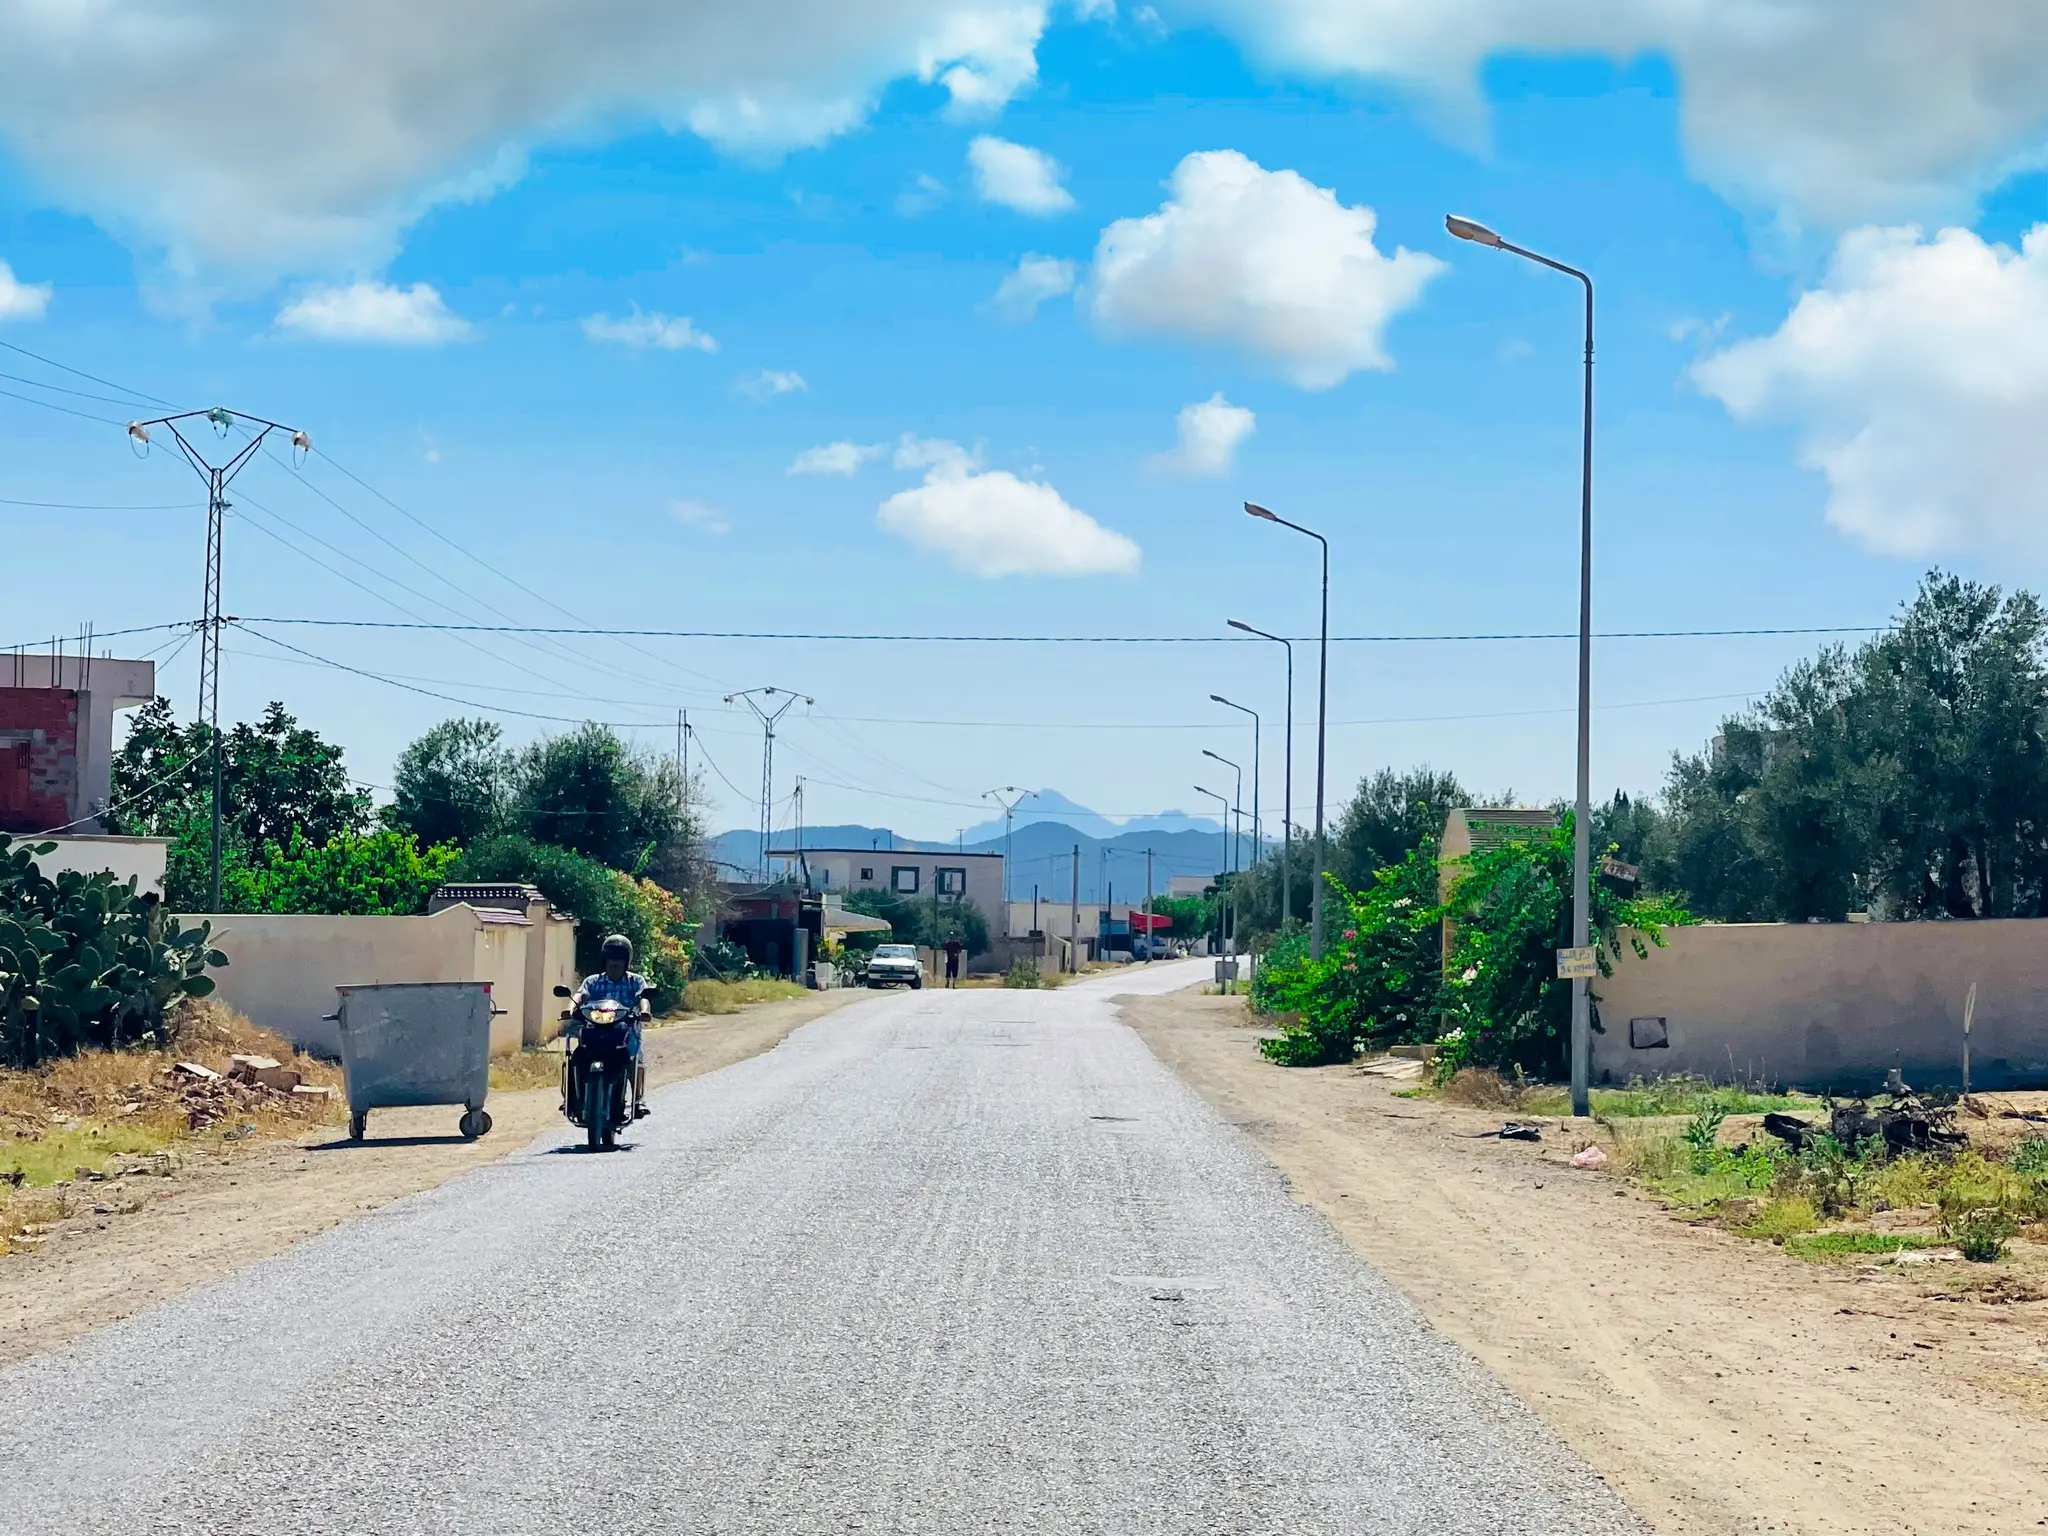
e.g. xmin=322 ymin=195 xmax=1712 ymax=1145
xmin=1466 ymin=1121 xmax=1543 ymax=1141
xmin=226 ymin=1054 xmax=301 ymax=1094
xmin=1764 ymin=1078 xmax=1968 ymax=1157
xmin=172 ymin=1062 xmax=220 ymax=1082
xmin=1570 ymin=1145 xmax=1609 ymax=1170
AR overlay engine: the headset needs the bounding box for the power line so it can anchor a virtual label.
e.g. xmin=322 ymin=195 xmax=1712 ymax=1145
xmin=0 ymin=495 xmax=197 ymax=510
xmin=233 ymin=616 xmax=1890 ymax=644
xmin=0 ymin=338 xmax=177 ymax=409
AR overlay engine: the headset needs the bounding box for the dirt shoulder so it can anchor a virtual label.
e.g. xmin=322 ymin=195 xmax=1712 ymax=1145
xmin=1120 ymin=988 xmax=2048 ymax=1536
xmin=0 ymin=989 xmax=865 ymax=1369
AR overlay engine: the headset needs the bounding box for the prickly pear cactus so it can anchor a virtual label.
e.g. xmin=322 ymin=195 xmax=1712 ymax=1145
xmin=0 ymin=832 xmax=226 ymax=1068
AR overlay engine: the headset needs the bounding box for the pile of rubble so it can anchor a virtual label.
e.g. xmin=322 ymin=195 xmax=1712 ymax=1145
xmin=1764 ymin=1072 xmax=1969 ymax=1157
xmin=168 ymin=1055 xmax=337 ymax=1132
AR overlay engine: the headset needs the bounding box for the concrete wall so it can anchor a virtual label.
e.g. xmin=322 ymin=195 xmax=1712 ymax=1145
xmin=472 ymin=918 xmax=527 ymax=1058
xmin=1594 ymin=920 xmax=2048 ymax=1093
xmin=28 ymin=834 xmax=169 ymax=896
xmin=0 ymin=687 xmax=79 ymax=833
xmin=189 ymin=905 xmax=525 ymax=1059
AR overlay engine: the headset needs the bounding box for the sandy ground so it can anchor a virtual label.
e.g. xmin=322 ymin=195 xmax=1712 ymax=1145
xmin=0 ymin=990 xmax=864 ymax=1368
xmin=1121 ymin=989 xmax=2048 ymax=1536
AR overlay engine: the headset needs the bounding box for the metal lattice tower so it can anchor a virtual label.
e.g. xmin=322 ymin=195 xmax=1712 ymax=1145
xmin=724 ymin=687 xmax=813 ymax=878
xmin=128 ymin=407 xmax=309 ymax=909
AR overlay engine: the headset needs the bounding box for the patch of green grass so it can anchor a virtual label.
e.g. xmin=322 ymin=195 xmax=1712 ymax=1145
xmin=1784 ymin=1231 xmax=1936 ymax=1259
xmin=1 ymin=1115 xmax=185 ymax=1189
xmin=1519 ymin=1074 xmax=1805 ymax=1119
xmin=1740 ymin=1194 xmax=1820 ymax=1240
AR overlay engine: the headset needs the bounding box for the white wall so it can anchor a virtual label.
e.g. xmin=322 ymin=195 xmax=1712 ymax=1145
xmin=189 ymin=905 xmax=524 ymax=1059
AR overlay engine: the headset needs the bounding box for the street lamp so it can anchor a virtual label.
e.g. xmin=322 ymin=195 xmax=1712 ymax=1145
xmin=1201 ymin=749 xmax=1243 ymax=872
xmin=1210 ymin=695 xmax=1260 ymax=872
xmin=1244 ymin=502 xmax=1330 ymax=960
xmin=1446 ymin=211 xmax=1596 ymax=1118
xmin=1228 ymin=620 xmax=1293 ymax=931
xmin=1193 ymin=784 xmax=1233 ymax=957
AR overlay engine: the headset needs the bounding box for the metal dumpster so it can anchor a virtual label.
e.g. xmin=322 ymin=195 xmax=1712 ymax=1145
xmin=328 ymin=980 xmax=497 ymax=1142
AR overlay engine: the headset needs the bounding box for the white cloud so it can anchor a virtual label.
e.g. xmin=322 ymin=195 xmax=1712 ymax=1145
xmin=274 ymin=280 xmax=471 ymax=343
xmin=1694 ymin=224 xmax=2048 ymax=559
xmin=581 ymin=308 xmax=717 ymax=352
xmin=671 ymin=499 xmax=731 ymax=534
xmin=918 ymin=8 xmax=1045 ymax=118
xmin=990 ymin=254 xmax=1076 ymax=321
xmin=0 ymin=0 xmax=1048 ymax=278
xmin=968 ymin=135 xmax=1074 ymax=215
xmin=878 ymin=439 xmax=1140 ymax=577
xmin=0 ymin=260 xmax=51 ymax=321
xmin=1187 ymin=0 xmax=2048 ymax=227
xmin=739 ymin=368 xmax=808 ymax=400
xmin=790 ymin=441 xmax=885 ymax=476
xmin=1089 ymin=150 xmax=1440 ymax=389
xmin=1149 ymin=393 xmax=1255 ymax=476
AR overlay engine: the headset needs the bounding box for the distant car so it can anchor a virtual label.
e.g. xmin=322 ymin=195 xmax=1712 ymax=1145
xmin=866 ymin=943 xmax=924 ymax=989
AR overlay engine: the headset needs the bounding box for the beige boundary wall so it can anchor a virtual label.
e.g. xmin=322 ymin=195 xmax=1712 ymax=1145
xmin=1593 ymin=920 xmax=2048 ymax=1093
xmin=184 ymin=904 xmax=578 ymax=1059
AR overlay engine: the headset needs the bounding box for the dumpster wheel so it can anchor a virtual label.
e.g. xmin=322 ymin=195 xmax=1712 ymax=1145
xmin=458 ymin=1109 xmax=493 ymax=1141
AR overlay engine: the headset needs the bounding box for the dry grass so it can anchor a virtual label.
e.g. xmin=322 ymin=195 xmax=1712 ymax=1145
xmin=680 ymin=978 xmax=808 ymax=1016
xmin=0 ymin=997 xmax=343 ymax=1254
xmin=1439 ymin=1067 xmax=1522 ymax=1110
xmin=488 ymin=1048 xmax=566 ymax=1093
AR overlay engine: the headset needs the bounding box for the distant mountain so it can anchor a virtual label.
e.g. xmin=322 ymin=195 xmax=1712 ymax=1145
xmin=957 ymin=789 xmax=1223 ymax=845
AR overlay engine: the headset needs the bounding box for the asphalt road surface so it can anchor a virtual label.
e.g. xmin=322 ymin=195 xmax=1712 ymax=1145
xmin=0 ymin=960 xmax=1641 ymax=1535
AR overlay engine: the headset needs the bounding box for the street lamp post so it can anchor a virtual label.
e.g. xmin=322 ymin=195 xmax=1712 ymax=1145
xmin=1210 ymin=695 xmax=1260 ymax=872
xmin=1201 ymin=749 xmax=1243 ymax=873
xmin=1244 ymin=503 xmax=1330 ymax=960
xmin=1193 ymin=785 xmax=1233 ymax=957
xmin=1228 ymin=620 xmax=1293 ymax=931
xmin=1445 ymin=212 xmax=1596 ymax=1118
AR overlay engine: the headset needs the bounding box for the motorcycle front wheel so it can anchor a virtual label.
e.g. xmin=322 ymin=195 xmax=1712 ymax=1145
xmin=583 ymin=1074 xmax=605 ymax=1151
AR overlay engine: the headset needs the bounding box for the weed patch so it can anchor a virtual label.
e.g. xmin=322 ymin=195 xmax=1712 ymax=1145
xmin=680 ymin=978 xmax=807 ymax=1016
xmin=1742 ymin=1195 xmax=1820 ymax=1241
xmin=1785 ymin=1231 xmax=1937 ymax=1260
xmin=488 ymin=1048 xmax=564 ymax=1093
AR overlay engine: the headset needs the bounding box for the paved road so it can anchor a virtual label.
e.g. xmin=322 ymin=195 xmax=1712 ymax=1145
xmin=0 ymin=962 xmax=1640 ymax=1534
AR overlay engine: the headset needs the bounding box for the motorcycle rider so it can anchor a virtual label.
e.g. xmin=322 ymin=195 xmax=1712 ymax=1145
xmin=572 ymin=933 xmax=652 ymax=1120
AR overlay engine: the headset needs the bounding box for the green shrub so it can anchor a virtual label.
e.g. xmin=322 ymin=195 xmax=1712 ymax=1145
xmin=226 ymin=828 xmax=460 ymax=916
xmin=1002 ymin=958 xmax=1045 ymax=989
xmin=1680 ymin=1104 xmax=1730 ymax=1169
xmin=2012 ymin=1137 xmax=2048 ymax=1177
xmin=1785 ymin=1231 xmax=1934 ymax=1259
xmin=454 ymin=835 xmax=692 ymax=1008
xmin=1953 ymin=1210 xmax=2017 ymax=1263
xmin=1 ymin=834 xmax=223 ymax=1069
xmin=1258 ymin=847 xmax=1443 ymax=1067
xmin=1743 ymin=1195 xmax=1819 ymax=1240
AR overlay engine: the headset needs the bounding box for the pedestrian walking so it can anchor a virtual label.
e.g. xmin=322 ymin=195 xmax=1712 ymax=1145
xmin=943 ymin=935 xmax=964 ymax=988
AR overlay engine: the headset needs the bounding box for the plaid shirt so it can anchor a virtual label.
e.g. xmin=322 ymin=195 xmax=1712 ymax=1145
xmin=574 ymin=970 xmax=647 ymax=1052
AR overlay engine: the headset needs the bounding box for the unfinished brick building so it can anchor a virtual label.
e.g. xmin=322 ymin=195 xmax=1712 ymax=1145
xmin=0 ymin=654 xmax=158 ymax=835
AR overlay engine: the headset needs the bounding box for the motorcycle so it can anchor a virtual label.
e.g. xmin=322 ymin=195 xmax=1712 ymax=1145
xmin=553 ymin=984 xmax=640 ymax=1151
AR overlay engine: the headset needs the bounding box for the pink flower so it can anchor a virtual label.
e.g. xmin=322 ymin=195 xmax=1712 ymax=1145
xmin=1342 ymin=928 xmax=1357 ymax=939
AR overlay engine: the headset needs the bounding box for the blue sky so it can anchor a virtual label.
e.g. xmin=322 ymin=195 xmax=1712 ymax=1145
xmin=3 ymin=3 xmax=2046 ymax=840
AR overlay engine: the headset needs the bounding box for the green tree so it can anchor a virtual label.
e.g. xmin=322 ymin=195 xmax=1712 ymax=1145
xmin=384 ymin=718 xmax=513 ymax=851
xmin=509 ymin=723 xmax=686 ymax=873
xmin=843 ymin=889 xmax=991 ymax=954
xmin=1656 ymin=571 xmax=2048 ymax=921
xmin=108 ymin=699 xmax=369 ymax=850
xmin=1329 ymin=765 xmax=1472 ymax=889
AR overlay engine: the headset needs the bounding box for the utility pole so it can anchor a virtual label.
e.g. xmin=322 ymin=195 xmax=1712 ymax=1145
xmin=724 ymin=686 xmax=812 ymax=877
xmin=983 ymin=786 xmax=1032 ymax=922
xmin=1069 ymin=843 xmax=1080 ymax=973
xmin=1145 ymin=847 xmax=1155 ymax=960
xmin=127 ymin=407 xmax=309 ymax=911
xmin=1228 ymin=621 xmax=1293 ymax=930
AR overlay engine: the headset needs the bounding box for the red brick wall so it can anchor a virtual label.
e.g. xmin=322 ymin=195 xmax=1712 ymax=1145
xmin=0 ymin=687 xmax=79 ymax=833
